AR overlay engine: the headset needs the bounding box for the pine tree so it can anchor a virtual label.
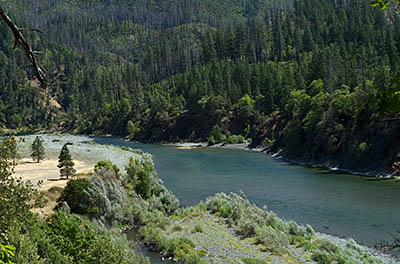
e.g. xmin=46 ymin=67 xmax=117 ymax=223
xmin=31 ymin=136 xmax=45 ymax=163
xmin=58 ymin=144 xmax=76 ymax=179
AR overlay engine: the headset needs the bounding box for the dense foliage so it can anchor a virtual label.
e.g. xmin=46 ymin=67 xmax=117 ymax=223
xmin=1 ymin=0 xmax=400 ymax=171
xmin=0 ymin=138 xmax=149 ymax=263
xmin=56 ymin=178 xmax=92 ymax=214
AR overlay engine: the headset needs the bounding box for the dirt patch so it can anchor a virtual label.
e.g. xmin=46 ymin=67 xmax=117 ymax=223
xmin=14 ymin=158 xmax=95 ymax=191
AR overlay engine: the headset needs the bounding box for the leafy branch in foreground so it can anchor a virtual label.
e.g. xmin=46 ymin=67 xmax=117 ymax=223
xmin=0 ymin=242 xmax=15 ymax=264
xmin=0 ymin=136 xmax=41 ymax=240
xmin=370 ymin=0 xmax=400 ymax=9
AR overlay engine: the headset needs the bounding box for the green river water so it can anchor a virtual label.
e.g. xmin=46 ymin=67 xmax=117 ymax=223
xmin=91 ymin=137 xmax=400 ymax=261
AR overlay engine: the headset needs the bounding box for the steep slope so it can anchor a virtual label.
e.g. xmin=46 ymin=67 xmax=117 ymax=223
xmin=1 ymin=0 xmax=400 ymax=174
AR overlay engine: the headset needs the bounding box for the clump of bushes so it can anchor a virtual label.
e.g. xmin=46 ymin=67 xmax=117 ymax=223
xmin=124 ymin=154 xmax=179 ymax=214
xmin=226 ymin=134 xmax=245 ymax=144
xmin=205 ymin=192 xmax=382 ymax=263
xmin=191 ymin=224 xmax=203 ymax=233
xmin=139 ymin=224 xmax=205 ymax=264
xmin=207 ymin=125 xmax=246 ymax=146
xmin=94 ymin=160 xmax=120 ymax=178
xmin=56 ymin=178 xmax=93 ymax=214
xmin=85 ymin=167 xmax=127 ymax=226
xmin=7 ymin=210 xmax=149 ymax=264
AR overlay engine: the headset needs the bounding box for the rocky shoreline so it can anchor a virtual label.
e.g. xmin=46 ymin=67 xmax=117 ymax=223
xmin=164 ymin=140 xmax=397 ymax=179
xmin=269 ymin=151 xmax=396 ymax=179
xmin=11 ymin=134 xmax=399 ymax=263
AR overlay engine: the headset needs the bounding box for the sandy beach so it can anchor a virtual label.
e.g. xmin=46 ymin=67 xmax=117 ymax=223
xmin=14 ymin=158 xmax=95 ymax=191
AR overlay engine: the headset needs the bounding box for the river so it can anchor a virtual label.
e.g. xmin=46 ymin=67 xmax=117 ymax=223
xmin=91 ymin=136 xmax=400 ymax=248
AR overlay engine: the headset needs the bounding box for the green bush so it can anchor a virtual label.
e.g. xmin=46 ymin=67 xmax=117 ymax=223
xmin=85 ymin=168 xmax=127 ymax=226
xmin=241 ymin=258 xmax=267 ymax=264
xmin=226 ymin=135 xmax=245 ymax=144
xmin=207 ymin=135 xmax=216 ymax=146
xmin=164 ymin=237 xmax=202 ymax=264
xmin=255 ymin=226 xmax=289 ymax=254
xmin=191 ymin=224 xmax=203 ymax=233
xmin=125 ymin=156 xmax=179 ymax=214
xmin=205 ymin=195 xmax=232 ymax=218
xmin=314 ymin=238 xmax=339 ymax=254
xmin=95 ymin=160 xmax=120 ymax=178
xmin=209 ymin=125 xmax=225 ymax=143
xmin=56 ymin=178 xmax=92 ymax=214
xmin=45 ymin=211 xmax=147 ymax=264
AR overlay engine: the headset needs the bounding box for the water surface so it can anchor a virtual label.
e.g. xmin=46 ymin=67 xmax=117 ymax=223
xmin=93 ymin=137 xmax=400 ymax=247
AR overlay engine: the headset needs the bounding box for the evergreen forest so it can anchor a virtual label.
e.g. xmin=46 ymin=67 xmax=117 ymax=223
xmin=1 ymin=0 xmax=400 ymax=172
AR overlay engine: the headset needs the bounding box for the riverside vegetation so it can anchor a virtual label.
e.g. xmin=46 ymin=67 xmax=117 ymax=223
xmin=2 ymin=0 xmax=400 ymax=174
xmin=0 ymin=136 xmax=393 ymax=263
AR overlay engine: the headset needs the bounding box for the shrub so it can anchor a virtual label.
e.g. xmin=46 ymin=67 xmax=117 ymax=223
xmin=125 ymin=156 xmax=179 ymax=214
xmin=139 ymin=224 xmax=167 ymax=252
xmin=205 ymin=195 xmax=232 ymax=218
xmin=207 ymin=135 xmax=216 ymax=146
xmin=123 ymin=194 xmax=168 ymax=228
xmin=44 ymin=210 xmax=146 ymax=264
xmin=311 ymin=249 xmax=334 ymax=264
xmin=191 ymin=224 xmax=203 ymax=233
xmin=225 ymin=134 xmax=245 ymax=144
xmin=164 ymin=237 xmax=202 ymax=264
xmin=57 ymin=178 xmax=92 ymax=214
xmin=85 ymin=168 xmax=127 ymax=226
xmin=241 ymin=258 xmax=266 ymax=264
xmin=125 ymin=157 xmax=154 ymax=199
xmin=95 ymin=160 xmax=120 ymax=178
xmin=314 ymin=239 xmax=339 ymax=254
xmin=172 ymin=225 xmax=184 ymax=232
xmin=255 ymin=226 xmax=289 ymax=254
xmin=209 ymin=125 xmax=225 ymax=143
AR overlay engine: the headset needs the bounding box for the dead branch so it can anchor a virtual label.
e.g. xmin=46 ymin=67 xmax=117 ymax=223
xmin=19 ymin=28 xmax=43 ymax=33
xmin=0 ymin=7 xmax=46 ymax=84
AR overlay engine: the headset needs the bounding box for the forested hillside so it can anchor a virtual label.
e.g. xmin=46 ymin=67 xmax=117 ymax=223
xmin=1 ymin=0 xmax=400 ymax=173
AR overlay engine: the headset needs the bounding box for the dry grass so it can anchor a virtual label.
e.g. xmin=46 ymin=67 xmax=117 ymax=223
xmin=13 ymin=158 xmax=94 ymax=219
xmin=14 ymin=158 xmax=94 ymax=191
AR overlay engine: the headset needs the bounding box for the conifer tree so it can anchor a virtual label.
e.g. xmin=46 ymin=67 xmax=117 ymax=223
xmin=58 ymin=144 xmax=75 ymax=179
xmin=31 ymin=136 xmax=45 ymax=163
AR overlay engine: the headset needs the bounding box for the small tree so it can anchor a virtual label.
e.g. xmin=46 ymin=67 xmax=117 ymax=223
xmin=31 ymin=136 xmax=45 ymax=163
xmin=58 ymin=144 xmax=75 ymax=179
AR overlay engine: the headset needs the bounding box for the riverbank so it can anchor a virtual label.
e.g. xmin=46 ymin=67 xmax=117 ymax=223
xmin=14 ymin=158 xmax=94 ymax=191
xmin=21 ymin=131 xmax=393 ymax=178
xmin=10 ymin=133 xmax=399 ymax=263
xmin=269 ymin=151 xmax=396 ymax=179
xmin=163 ymin=140 xmax=396 ymax=179
xmin=15 ymin=134 xmax=142 ymax=172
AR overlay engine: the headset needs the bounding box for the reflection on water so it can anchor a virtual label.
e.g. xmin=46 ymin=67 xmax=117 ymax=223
xmin=93 ymin=137 xmax=400 ymax=247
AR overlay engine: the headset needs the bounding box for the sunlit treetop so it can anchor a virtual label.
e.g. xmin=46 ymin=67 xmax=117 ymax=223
xmin=371 ymin=0 xmax=400 ymax=9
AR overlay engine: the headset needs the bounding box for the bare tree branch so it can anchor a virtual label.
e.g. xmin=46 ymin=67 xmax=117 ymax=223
xmin=0 ymin=7 xmax=46 ymax=84
xmin=19 ymin=28 xmax=43 ymax=33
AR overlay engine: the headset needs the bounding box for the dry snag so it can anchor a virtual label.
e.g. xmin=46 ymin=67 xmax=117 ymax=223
xmin=0 ymin=6 xmax=46 ymax=84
